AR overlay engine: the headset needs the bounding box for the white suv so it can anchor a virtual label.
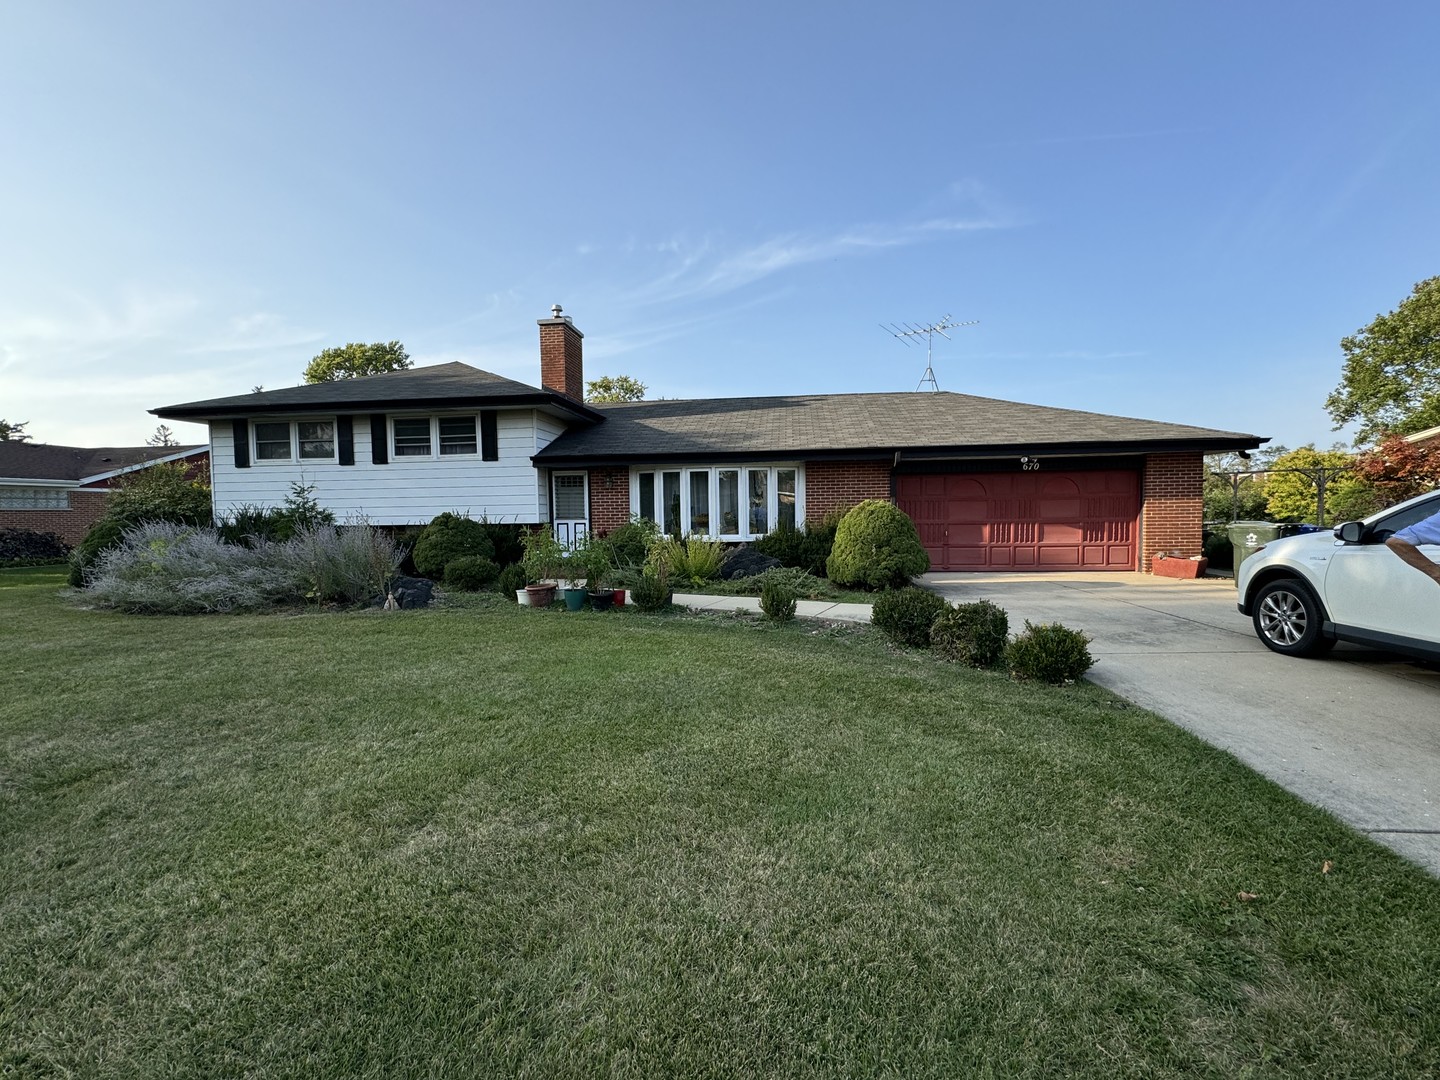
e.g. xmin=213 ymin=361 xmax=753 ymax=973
xmin=1236 ymin=489 xmax=1440 ymax=660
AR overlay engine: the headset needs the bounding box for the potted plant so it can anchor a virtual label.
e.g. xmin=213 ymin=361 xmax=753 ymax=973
xmin=520 ymin=527 xmax=567 ymax=608
xmin=584 ymin=536 xmax=615 ymax=611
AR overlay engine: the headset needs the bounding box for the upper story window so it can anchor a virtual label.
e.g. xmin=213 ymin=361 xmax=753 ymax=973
xmin=391 ymin=415 xmax=488 ymax=460
xmin=253 ymin=419 xmax=335 ymax=463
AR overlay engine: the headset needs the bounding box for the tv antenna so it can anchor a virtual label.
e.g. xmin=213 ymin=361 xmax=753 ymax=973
xmin=881 ymin=314 xmax=978 ymax=391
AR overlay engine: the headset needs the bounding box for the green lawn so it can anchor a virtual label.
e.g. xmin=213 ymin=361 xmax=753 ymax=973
xmin=3 ymin=567 xmax=1438 ymax=1078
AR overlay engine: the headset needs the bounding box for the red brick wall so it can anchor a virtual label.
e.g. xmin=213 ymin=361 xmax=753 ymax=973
xmin=1141 ymin=452 xmax=1204 ymax=571
xmin=539 ymin=319 xmax=585 ymax=402
xmin=0 ymin=489 xmax=111 ymax=547
xmin=804 ymin=460 xmax=892 ymax=524
xmin=588 ymin=467 xmax=631 ymax=534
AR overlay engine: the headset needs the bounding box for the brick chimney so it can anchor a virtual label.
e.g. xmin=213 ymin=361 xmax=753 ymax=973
xmin=538 ymin=304 xmax=584 ymax=402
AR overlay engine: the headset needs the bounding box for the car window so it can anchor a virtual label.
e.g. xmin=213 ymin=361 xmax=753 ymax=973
xmin=1369 ymin=495 xmax=1440 ymax=542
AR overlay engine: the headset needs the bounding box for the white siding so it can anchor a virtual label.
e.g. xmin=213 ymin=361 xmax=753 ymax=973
xmin=534 ymin=411 xmax=569 ymax=521
xmin=210 ymin=411 xmax=552 ymax=525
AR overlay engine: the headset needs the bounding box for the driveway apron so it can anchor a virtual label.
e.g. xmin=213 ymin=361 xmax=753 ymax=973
xmin=922 ymin=571 xmax=1440 ymax=876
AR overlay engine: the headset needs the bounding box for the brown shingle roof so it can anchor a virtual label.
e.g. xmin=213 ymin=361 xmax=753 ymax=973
xmin=534 ymin=392 xmax=1264 ymax=464
xmin=0 ymin=443 xmax=205 ymax=483
xmin=152 ymin=361 xmax=602 ymax=421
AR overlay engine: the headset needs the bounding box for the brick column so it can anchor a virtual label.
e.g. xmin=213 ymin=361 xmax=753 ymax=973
xmin=1141 ymin=452 xmax=1204 ymax=571
xmin=803 ymin=461 xmax=892 ymax=524
xmin=588 ymin=467 xmax=631 ymax=534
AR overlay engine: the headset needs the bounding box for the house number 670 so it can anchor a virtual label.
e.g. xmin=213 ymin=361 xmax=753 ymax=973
xmin=1020 ymin=457 xmax=1040 ymax=471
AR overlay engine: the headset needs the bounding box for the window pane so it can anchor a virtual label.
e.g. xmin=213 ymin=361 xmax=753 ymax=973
xmin=393 ymin=418 xmax=431 ymax=456
xmin=298 ymin=420 xmax=334 ymax=459
xmin=777 ymin=469 xmax=796 ymax=530
xmin=748 ymin=470 xmax=768 ymax=535
xmin=554 ymin=474 xmax=587 ymax=519
xmin=718 ymin=470 xmax=739 ymax=534
xmin=638 ymin=472 xmax=656 ymax=524
xmin=0 ymin=486 xmax=69 ymax=509
xmin=254 ymin=422 xmax=291 ymax=460
xmin=689 ymin=471 xmax=710 ymax=534
xmin=439 ymin=416 xmax=477 ymax=455
xmin=662 ymin=471 xmax=681 ymax=536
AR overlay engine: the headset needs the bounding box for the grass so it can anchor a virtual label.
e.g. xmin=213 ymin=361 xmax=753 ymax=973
xmin=3 ymin=566 xmax=1439 ymax=1078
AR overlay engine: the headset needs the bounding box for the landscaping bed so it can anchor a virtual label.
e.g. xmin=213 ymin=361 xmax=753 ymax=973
xmin=3 ymin=567 xmax=1438 ymax=1077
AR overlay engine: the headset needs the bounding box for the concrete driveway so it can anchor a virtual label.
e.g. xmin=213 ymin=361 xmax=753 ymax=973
xmin=923 ymin=571 xmax=1440 ymax=876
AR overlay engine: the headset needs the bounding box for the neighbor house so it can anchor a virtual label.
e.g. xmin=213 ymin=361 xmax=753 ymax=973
xmin=153 ymin=308 xmax=1264 ymax=572
xmin=0 ymin=442 xmax=209 ymax=545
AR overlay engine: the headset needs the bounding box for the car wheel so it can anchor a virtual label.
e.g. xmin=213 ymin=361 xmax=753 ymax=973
xmin=1252 ymin=578 xmax=1334 ymax=657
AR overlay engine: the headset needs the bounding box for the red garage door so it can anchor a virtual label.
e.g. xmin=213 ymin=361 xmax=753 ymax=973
xmin=897 ymin=470 xmax=1139 ymax=571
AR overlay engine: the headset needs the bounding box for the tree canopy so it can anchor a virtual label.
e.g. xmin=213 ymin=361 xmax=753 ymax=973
xmin=1325 ymin=276 xmax=1440 ymax=443
xmin=147 ymin=424 xmax=179 ymax=447
xmin=585 ymin=375 xmax=647 ymax=403
xmin=1352 ymin=433 xmax=1440 ymax=505
xmin=1263 ymin=445 xmax=1381 ymax=526
xmin=303 ymin=341 xmax=412 ymax=384
xmin=0 ymin=419 xmax=31 ymax=442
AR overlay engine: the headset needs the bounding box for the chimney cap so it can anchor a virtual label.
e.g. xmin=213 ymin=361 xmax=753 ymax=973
xmin=538 ymin=303 xmax=580 ymax=334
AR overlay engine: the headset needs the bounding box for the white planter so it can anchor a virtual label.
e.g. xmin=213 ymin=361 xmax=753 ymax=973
xmin=516 ymin=589 xmax=531 ymax=606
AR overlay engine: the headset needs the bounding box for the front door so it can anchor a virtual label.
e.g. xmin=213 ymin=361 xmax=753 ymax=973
xmin=552 ymin=472 xmax=589 ymax=549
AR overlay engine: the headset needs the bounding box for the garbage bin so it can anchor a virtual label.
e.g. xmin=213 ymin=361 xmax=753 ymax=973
xmin=1227 ymin=521 xmax=1284 ymax=577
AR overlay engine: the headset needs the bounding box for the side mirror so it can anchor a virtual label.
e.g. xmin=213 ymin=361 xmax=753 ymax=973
xmin=1335 ymin=521 xmax=1365 ymax=544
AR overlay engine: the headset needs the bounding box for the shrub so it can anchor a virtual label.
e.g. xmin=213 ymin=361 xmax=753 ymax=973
xmin=605 ymin=518 xmax=659 ymax=568
xmin=216 ymin=505 xmax=288 ymax=547
xmin=755 ymin=516 xmax=839 ymax=576
xmin=630 ymin=569 xmax=672 ymax=612
xmin=0 ymin=528 xmax=70 ymax=565
xmin=482 ymin=521 xmax=525 ymax=567
xmin=751 ymin=565 xmax=825 ymax=598
xmin=759 ymin=578 xmax=798 ymax=622
xmin=931 ymin=600 xmax=1009 ymax=668
xmin=871 ymin=586 xmax=949 ymax=648
xmin=70 ymin=517 xmax=131 ymax=587
xmin=646 ymin=534 xmax=727 ymax=586
xmin=1004 ymin=621 xmax=1094 ymax=684
xmin=825 ymin=500 xmax=930 ymax=590
xmin=84 ymin=523 xmax=302 ymax=614
xmin=496 ymin=562 xmax=528 ymax=598
xmin=272 ymin=521 xmax=403 ymax=604
xmin=105 ymin=460 xmax=212 ymax=527
xmin=444 ymin=555 xmax=500 ymax=591
xmin=273 ymin=481 xmax=336 ymax=539
xmin=413 ymin=513 xmax=494 ymax=579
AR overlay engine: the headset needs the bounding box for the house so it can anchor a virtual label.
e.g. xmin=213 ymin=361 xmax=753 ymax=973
xmin=153 ymin=307 xmax=1264 ymax=572
xmin=1403 ymin=424 xmax=1440 ymax=449
xmin=0 ymin=443 xmax=209 ymax=546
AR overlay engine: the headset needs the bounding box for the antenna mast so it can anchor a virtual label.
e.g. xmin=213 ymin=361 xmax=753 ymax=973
xmin=881 ymin=314 xmax=979 ymax=391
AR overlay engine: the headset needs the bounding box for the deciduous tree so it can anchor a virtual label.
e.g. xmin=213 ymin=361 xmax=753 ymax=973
xmin=1325 ymin=277 xmax=1440 ymax=442
xmin=1263 ymin=445 xmax=1380 ymax=526
xmin=303 ymin=341 xmax=411 ymax=384
xmin=1352 ymin=433 xmax=1440 ymax=505
xmin=585 ymin=375 xmax=647 ymax=403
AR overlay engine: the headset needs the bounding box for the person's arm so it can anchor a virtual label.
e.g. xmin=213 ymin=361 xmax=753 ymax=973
xmin=1385 ymin=535 xmax=1440 ymax=587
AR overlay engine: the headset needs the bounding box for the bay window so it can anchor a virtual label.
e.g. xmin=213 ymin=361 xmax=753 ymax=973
xmin=632 ymin=465 xmax=804 ymax=540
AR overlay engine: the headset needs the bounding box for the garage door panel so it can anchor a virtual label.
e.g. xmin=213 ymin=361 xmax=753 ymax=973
xmin=898 ymin=470 xmax=1138 ymax=572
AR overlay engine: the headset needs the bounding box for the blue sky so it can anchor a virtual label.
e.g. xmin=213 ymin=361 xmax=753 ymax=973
xmin=3 ymin=2 xmax=1437 ymax=452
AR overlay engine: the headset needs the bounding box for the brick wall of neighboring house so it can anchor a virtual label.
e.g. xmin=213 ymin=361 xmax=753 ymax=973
xmin=0 ymin=489 xmax=111 ymax=547
xmin=804 ymin=461 xmax=893 ymax=524
xmin=1140 ymin=452 xmax=1204 ymax=571
xmin=588 ymin=467 xmax=631 ymax=534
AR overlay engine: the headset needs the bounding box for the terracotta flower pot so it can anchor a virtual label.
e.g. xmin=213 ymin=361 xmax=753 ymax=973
xmin=524 ymin=583 xmax=556 ymax=607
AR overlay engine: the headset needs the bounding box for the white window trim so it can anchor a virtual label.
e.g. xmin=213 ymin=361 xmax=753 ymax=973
xmin=629 ymin=464 xmax=804 ymax=541
xmin=251 ymin=417 xmax=337 ymax=465
xmin=389 ymin=414 xmax=480 ymax=461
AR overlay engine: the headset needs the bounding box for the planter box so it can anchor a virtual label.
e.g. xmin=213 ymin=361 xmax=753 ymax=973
xmin=1152 ymin=556 xmax=1208 ymax=579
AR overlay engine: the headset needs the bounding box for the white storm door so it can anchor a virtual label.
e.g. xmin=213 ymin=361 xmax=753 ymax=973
xmin=552 ymin=472 xmax=589 ymax=550
xmin=1324 ymin=543 xmax=1440 ymax=641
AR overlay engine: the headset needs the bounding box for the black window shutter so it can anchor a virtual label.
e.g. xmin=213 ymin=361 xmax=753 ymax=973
xmin=370 ymin=414 xmax=388 ymax=465
xmin=480 ymin=412 xmax=498 ymax=461
xmin=232 ymin=419 xmax=250 ymax=468
xmin=337 ymin=415 xmax=354 ymax=466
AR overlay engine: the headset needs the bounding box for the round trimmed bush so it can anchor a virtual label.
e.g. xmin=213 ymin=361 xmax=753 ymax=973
xmin=413 ymin=513 xmax=494 ymax=579
xmin=496 ymin=562 xmax=528 ymax=599
xmin=1004 ymin=621 xmax=1094 ymax=683
xmin=443 ymin=555 xmax=500 ymax=591
xmin=931 ymin=599 xmax=1009 ymax=668
xmin=871 ymin=585 xmax=949 ymax=648
xmin=825 ymin=500 xmax=930 ymax=590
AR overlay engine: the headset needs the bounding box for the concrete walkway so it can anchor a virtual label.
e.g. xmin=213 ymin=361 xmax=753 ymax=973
xmin=672 ymin=593 xmax=873 ymax=623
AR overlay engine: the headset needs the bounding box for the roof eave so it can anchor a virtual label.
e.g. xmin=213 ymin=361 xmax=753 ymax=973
xmin=154 ymin=393 xmax=603 ymax=424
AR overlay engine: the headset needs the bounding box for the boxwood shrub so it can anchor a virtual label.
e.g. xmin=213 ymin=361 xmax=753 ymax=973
xmin=413 ymin=513 xmax=494 ymax=579
xmin=931 ymin=599 xmax=1010 ymax=668
xmin=871 ymin=585 xmax=949 ymax=648
xmin=1005 ymin=621 xmax=1094 ymax=684
xmin=825 ymin=500 xmax=930 ymax=590
xmin=444 ymin=555 xmax=500 ymax=591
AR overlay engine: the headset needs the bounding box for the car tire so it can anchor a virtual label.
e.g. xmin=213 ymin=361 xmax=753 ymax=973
xmin=1252 ymin=578 xmax=1335 ymax=657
